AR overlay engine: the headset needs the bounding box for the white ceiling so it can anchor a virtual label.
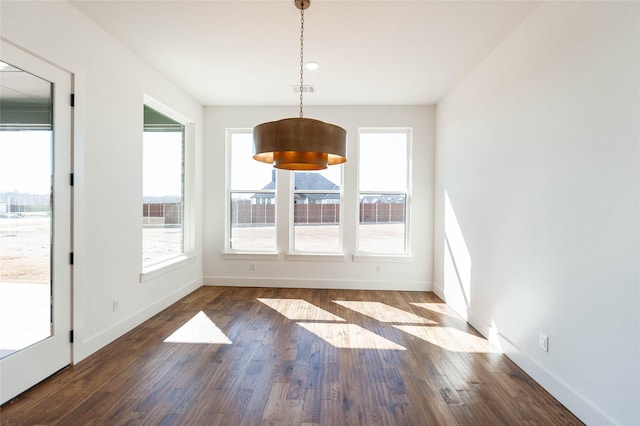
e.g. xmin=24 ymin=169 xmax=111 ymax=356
xmin=69 ymin=0 xmax=541 ymax=106
xmin=0 ymin=62 xmax=51 ymax=104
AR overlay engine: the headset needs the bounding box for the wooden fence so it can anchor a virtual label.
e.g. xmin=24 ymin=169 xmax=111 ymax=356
xmin=230 ymin=202 xmax=405 ymax=226
xmin=142 ymin=203 xmax=182 ymax=225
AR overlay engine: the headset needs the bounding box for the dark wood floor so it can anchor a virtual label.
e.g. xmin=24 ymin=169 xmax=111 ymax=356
xmin=1 ymin=286 xmax=582 ymax=425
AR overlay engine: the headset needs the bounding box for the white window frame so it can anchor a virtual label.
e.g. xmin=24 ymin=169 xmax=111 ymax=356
xmin=289 ymin=167 xmax=345 ymax=255
xmin=355 ymin=128 xmax=412 ymax=258
xmin=223 ymin=128 xmax=346 ymax=261
xmin=224 ymin=128 xmax=277 ymax=255
xmin=140 ymin=95 xmax=195 ymax=281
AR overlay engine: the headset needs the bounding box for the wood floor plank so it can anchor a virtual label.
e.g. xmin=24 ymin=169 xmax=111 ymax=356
xmin=0 ymin=286 xmax=584 ymax=425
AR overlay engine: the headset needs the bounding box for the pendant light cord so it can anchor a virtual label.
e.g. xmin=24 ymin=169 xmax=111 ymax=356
xmin=299 ymin=4 xmax=305 ymax=118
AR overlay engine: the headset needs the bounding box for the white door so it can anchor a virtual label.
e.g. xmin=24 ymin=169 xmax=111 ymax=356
xmin=0 ymin=40 xmax=72 ymax=404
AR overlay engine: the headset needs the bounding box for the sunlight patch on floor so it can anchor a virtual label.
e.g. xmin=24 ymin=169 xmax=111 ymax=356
xmin=334 ymin=301 xmax=437 ymax=324
xmin=393 ymin=325 xmax=498 ymax=353
xmin=297 ymin=322 xmax=406 ymax=350
xmin=164 ymin=311 xmax=232 ymax=344
xmin=411 ymin=302 xmax=461 ymax=319
xmin=258 ymin=298 xmax=345 ymax=321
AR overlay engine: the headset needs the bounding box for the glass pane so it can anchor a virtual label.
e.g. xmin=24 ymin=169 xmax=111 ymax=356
xmin=230 ymin=132 xmax=273 ymax=190
xmin=359 ymin=132 xmax=407 ymax=192
xmin=292 ymin=170 xmax=342 ymax=252
xmin=142 ymin=120 xmax=184 ymax=266
xmin=359 ymin=194 xmax=406 ymax=253
xmin=0 ymin=61 xmax=53 ymax=359
xmin=228 ymin=131 xmax=277 ymax=252
xmin=294 ymin=169 xmax=340 ymax=191
xmin=294 ymin=195 xmax=340 ymax=252
xmin=230 ymin=192 xmax=275 ymax=251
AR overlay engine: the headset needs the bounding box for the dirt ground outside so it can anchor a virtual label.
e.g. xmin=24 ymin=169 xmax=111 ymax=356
xmin=0 ymin=216 xmax=50 ymax=283
xmin=231 ymin=223 xmax=405 ymax=253
xmin=143 ymin=226 xmax=184 ymax=266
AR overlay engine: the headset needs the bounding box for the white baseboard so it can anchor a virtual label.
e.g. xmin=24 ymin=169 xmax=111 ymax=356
xmin=432 ymin=282 xmax=469 ymax=321
xmin=434 ymin=281 xmax=615 ymax=426
xmin=432 ymin=282 xmax=445 ymax=301
xmin=74 ymin=278 xmax=202 ymax=362
xmin=466 ymin=311 xmax=615 ymax=426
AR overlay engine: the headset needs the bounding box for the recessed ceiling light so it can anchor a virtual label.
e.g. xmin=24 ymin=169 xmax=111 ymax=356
xmin=305 ymin=61 xmax=319 ymax=71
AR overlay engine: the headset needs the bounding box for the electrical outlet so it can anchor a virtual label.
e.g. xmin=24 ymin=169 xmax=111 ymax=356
xmin=249 ymin=262 xmax=256 ymax=271
xmin=539 ymin=333 xmax=549 ymax=352
xmin=376 ymin=265 xmax=382 ymax=273
xmin=113 ymin=299 xmax=120 ymax=312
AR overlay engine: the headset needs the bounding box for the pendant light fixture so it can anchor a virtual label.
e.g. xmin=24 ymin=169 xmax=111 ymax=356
xmin=253 ymin=0 xmax=347 ymax=170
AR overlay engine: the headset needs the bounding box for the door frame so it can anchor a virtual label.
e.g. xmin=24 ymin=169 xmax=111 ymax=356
xmin=0 ymin=39 xmax=74 ymax=405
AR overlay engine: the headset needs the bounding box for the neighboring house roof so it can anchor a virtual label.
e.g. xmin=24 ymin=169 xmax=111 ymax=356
xmin=294 ymin=192 xmax=339 ymax=201
xmin=259 ymin=172 xmax=339 ymax=191
xmin=360 ymin=195 xmax=378 ymax=204
xmin=143 ymin=195 xmax=182 ymax=204
xmin=254 ymin=172 xmax=340 ymax=200
xmin=253 ymin=174 xmax=404 ymax=203
xmin=360 ymin=194 xmax=405 ymax=203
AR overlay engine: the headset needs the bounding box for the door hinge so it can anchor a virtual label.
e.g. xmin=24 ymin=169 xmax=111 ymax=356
xmin=70 ymin=330 xmax=74 ymax=343
xmin=70 ymin=173 xmax=74 ymax=186
xmin=69 ymin=252 xmax=74 ymax=265
xmin=70 ymin=93 xmax=75 ymax=107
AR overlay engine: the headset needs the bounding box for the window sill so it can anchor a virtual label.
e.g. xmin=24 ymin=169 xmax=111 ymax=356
xmin=140 ymin=254 xmax=196 ymax=283
xmin=352 ymin=254 xmax=413 ymax=263
xmin=286 ymin=253 xmax=346 ymax=262
xmin=221 ymin=252 xmax=279 ymax=261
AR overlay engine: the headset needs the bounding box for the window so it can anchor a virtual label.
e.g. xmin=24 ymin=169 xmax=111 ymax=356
xmin=226 ymin=130 xmax=343 ymax=255
xmin=142 ymin=105 xmax=185 ymax=266
xmin=227 ymin=130 xmax=276 ymax=252
xmin=358 ymin=129 xmax=410 ymax=254
xmin=292 ymin=167 xmax=343 ymax=253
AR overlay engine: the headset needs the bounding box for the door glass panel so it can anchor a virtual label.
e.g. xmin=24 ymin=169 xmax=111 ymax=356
xmin=0 ymin=61 xmax=53 ymax=359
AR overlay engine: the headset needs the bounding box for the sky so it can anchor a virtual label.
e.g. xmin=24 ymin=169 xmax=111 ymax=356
xmin=143 ymin=131 xmax=183 ymax=197
xmin=230 ymin=131 xmax=408 ymax=193
xmin=0 ymin=131 xmax=51 ymax=194
xmin=230 ymin=132 xmax=276 ymax=190
xmin=359 ymin=132 xmax=408 ymax=192
xmin=0 ymin=129 xmax=408 ymax=197
xmin=0 ymin=131 xmax=184 ymax=198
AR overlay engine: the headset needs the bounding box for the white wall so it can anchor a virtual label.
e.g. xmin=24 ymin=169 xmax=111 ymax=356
xmin=1 ymin=1 xmax=204 ymax=362
xmin=434 ymin=2 xmax=639 ymax=425
xmin=204 ymin=106 xmax=434 ymax=291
